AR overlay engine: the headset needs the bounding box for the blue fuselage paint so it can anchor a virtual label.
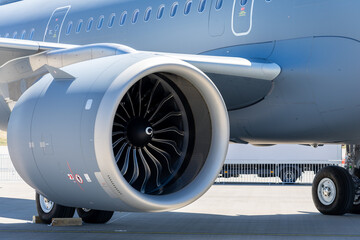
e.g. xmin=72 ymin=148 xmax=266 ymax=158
xmin=1 ymin=0 xmax=360 ymax=144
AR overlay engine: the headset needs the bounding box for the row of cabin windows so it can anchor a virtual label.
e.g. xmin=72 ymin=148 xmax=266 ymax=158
xmin=0 ymin=29 xmax=35 ymax=40
xmin=66 ymin=0 xmax=223 ymax=35
xmin=0 ymin=0 xmax=224 ymax=40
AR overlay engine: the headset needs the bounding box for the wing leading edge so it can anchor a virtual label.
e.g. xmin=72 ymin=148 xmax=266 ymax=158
xmin=0 ymin=39 xmax=281 ymax=107
xmin=0 ymin=37 xmax=78 ymax=66
xmin=0 ymin=38 xmax=281 ymax=83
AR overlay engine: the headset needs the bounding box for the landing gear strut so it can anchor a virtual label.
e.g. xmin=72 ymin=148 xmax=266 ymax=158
xmin=345 ymin=145 xmax=360 ymax=214
xmin=312 ymin=145 xmax=360 ymax=215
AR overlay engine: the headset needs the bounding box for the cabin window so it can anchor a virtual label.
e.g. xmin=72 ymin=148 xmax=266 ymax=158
xmin=86 ymin=18 xmax=93 ymax=32
xmin=120 ymin=11 xmax=127 ymax=26
xmin=132 ymin=9 xmax=139 ymax=24
xmin=108 ymin=13 xmax=116 ymax=28
xmin=241 ymin=0 xmax=248 ymax=5
xmin=21 ymin=30 xmax=26 ymax=39
xmin=157 ymin=5 xmax=165 ymax=20
xmin=198 ymin=0 xmax=207 ymax=12
xmin=184 ymin=0 xmax=192 ymax=15
xmin=66 ymin=21 xmax=73 ymax=35
xmin=29 ymin=29 xmax=35 ymax=40
xmin=97 ymin=15 xmax=104 ymax=30
xmin=12 ymin=32 xmax=17 ymax=39
xmin=76 ymin=19 xmax=83 ymax=33
xmin=170 ymin=2 xmax=178 ymax=17
xmin=215 ymin=0 xmax=223 ymax=10
xmin=144 ymin=7 xmax=152 ymax=22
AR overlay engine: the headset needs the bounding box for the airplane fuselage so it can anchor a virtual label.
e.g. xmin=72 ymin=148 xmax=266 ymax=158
xmin=1 ymin=0 xmax=360 ymax=144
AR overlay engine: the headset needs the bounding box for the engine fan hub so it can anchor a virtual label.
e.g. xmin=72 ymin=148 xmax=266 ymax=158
xmin=126 ymin=118 xmax=153 ymax=147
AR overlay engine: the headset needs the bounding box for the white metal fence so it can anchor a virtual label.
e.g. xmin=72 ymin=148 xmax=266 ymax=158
xmin=0 ymin=154 xmax=22 ymax=181
xmin=215 ymin=163 xmax=342 ymax=184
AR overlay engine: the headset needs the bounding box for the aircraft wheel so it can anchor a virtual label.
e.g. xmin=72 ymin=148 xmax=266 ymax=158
xmin=312 ymin=166 xmax=354 ymax=215
xmin=36 ymin=192 xmax=75 ymax=224
xmin=77 ymin=208 xmax=114 ymax=224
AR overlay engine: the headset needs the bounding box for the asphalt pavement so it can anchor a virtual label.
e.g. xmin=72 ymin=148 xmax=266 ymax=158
xmin=1 ymin=181 xmax=360 ymax=240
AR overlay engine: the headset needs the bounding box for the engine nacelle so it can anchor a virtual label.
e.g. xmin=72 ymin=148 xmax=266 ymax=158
xmin=8 ymin=53 xmax=229 ymax=212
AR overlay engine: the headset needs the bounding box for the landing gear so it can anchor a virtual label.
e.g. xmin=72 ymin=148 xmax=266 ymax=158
xmin=312 ymin=144 xmax=360 ymax=215
xmin=36 ymin=192 xmax=75 ymax=224
xmin=349 ymin=168 xmax=360 ymax=213
xmin=312 ymin=166 xmax=354 ymax=215
xmin=77 ymin=208 xmax=114 ymax=224
xmin=36 ymin=192 xmax=114 ymax=224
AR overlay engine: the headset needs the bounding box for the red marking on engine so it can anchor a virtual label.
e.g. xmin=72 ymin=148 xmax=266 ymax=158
xmin=75 ymin=174 xmax=83 ymax=184
xmin=67 ymin=161 xmax=84 ymax=191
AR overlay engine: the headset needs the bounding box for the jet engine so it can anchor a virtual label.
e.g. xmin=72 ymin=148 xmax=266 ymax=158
xmin=7 ymin=53 xmax=229 ymax=212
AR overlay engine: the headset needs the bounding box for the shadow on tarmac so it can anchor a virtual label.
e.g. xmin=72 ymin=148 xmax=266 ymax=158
xmin=0 ymin=206 xmax=360 ymax=240
xmin=0 ymin=197 xmax=35 ymax=221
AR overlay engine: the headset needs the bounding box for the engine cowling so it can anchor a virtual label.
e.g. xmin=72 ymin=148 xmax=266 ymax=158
xmin=7 ymin=53 xmax=229 ymax=212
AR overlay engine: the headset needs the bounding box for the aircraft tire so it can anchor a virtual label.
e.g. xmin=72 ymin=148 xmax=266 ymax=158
xmin=77 ymin=208 xmax=114 ymax=224
xmin=312 ymin=166 xmax=354 ymax=215
xmin=36 ymin=192 xmax=75 ymax=224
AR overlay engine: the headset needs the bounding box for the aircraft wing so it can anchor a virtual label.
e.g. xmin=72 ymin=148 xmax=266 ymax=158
xmin=0 ymin=37 xmax=78 ymax=66
xmin=0 ymin=38 xmax=281 ymax=107
xmin=0 ymin=38 xmax=281 ymax=83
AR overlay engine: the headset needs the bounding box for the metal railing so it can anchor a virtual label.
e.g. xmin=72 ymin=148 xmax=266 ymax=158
xmin=215 ymin=163 xmax=342 ymax=184
xmin=0 ymin=154 xmax=21 ymax=181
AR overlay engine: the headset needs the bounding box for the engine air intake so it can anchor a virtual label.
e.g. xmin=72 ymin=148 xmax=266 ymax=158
xmin=112 ymin=74 xmax=194 ymax=194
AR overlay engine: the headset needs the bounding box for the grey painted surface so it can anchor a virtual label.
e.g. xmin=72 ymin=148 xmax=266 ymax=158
xmin=0 ymin=0 xmax=359 ymax=144
xmin=1 ymin=181 xmax=360 ymax=240
xmin=0 ymin=0 xmax=359 ymax=218
xmin=7 ymin=54 xmax=229 ymax=212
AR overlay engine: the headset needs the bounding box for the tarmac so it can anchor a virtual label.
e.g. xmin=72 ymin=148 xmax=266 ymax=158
xmin=1 ymin=181 xmax=360 ymax=240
